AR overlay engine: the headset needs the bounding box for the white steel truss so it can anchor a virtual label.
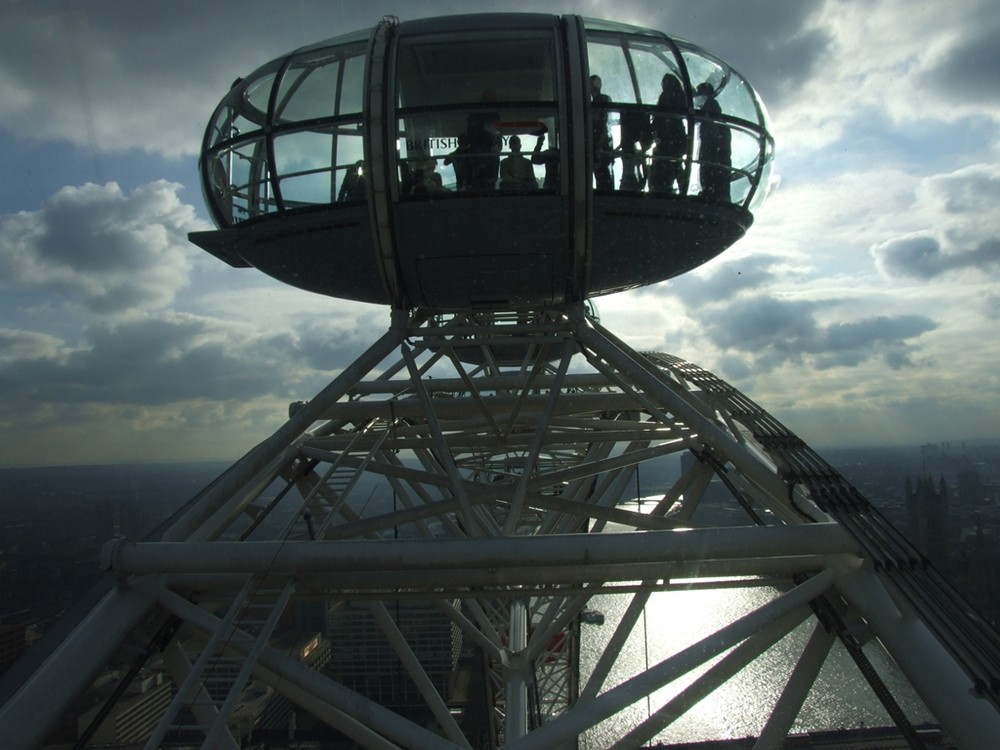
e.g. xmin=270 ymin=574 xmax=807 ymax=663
xmin=2 ymin=305 xmax=999 ymax=749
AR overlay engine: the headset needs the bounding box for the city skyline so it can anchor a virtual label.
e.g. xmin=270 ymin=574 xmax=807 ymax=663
xmin=1 ymin=0 xmax=999 ymax=466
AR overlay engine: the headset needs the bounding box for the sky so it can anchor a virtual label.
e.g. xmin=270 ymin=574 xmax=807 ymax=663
xmin=0 ymin=0 xmax=998 ymax=467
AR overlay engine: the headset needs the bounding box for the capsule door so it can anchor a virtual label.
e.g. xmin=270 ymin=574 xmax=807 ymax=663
xmin=387 ymin=17 xmax=573 ymax=309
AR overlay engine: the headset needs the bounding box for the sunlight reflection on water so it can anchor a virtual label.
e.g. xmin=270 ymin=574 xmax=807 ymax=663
xmin=579 ymin=522 xmax=932 ymax=746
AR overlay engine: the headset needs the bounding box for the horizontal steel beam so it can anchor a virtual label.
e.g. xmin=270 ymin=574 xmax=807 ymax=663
xmin=348 ymin=372 xmax=614 ymax=396
xmin=105 ymin=524 xmax=858 ymax=579
xmin=303 ymin=429 xmax=679 ymax=454
xmin=157 ymin=556 xmax=830 ymax=594
xmin=316 ymin=391 xmax=669 ymax=422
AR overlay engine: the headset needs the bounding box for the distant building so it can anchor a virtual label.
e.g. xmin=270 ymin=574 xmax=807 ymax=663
xmin=77 ymin=669 xmax=172 ymax=746
xmin=0 ymin=610 xmax=31 ymax=674
xmin=258 ymin=631 xmax=331 ymax=734
xmin=326 ymin=599 xmax=462 ymax=710
xmin=905 ymin=474 xmax=950 ymax=565
xmin=957 ymin=470 xmax=988 ymax=506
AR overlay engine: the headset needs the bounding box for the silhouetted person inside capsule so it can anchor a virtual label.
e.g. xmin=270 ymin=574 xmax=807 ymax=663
xmin=408 ymin=158 xmax=444 ymax=195
xmin=443 ymin=133 xmax=473 ymax=191
xmin=619 ymin=108 xmax=652 ymax=191
xmin=590 ymin=75 xmax=614 ymax=190
xmin=499 ymin=136 xmax=538 ymax=193
xmin=338 ymin=160 xmax=367 ymax=202
xmin=695 ymin=82 xmax=732 ymax=202
xmin=650 ymin=74 xmax=688 ymax=195
xmin=531 ymin=133 xmax=559 ymax=191
xmin=467 ymin=89 xmax=502 ymax=190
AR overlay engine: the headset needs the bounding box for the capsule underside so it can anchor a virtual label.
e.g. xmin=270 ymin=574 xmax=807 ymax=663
xmin=190 ymin=14 xmax=773 ymax=310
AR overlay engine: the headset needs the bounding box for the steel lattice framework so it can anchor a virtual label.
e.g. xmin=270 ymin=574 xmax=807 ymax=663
xmin=2 ymin=305 xmax=1000 ymax=749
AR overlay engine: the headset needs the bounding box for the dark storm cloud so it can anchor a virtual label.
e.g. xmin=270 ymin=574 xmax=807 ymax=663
xmin=873 ymin=234 xmax=1000 ymax=280
xmin=700 ymin=296 xmax=936 ymax=373
xmin=985 ymin=293 xmax=1000 ymax=319
xmin=0 ymin=181 xmax=199 ymax=313
xmin=872 ymin=166 xmax=1000 ymax=280
xmin=665 ymin=255 xmax=787 ymax=308
xmin=926 ymin=166 xmax=1000 ymax=216
xmin=650 ymin=0 xmax=831 ymax=109
xmin=704 ymin=296 xmax=819 ymax=354
xmin=0 ymin=311 xmax=382 ymax=410
xmin=0 ymin=0 xmax=318 ymax=155
xmin=0 ymin=316 xmax=276 ymax=406
xmin=0 ymin=0 xmax=469 ymax=157
xmin=294 ymin=321 xmax=381 ymax=374
xmin=0 ymin=0 xmax=827 ymax=158
xmin=919 ymin=15 xmax=1000 ymax=104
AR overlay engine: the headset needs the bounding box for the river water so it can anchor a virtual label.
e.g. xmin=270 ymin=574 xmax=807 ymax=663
xmin=577 ymin=517 xmax=933 ymax=746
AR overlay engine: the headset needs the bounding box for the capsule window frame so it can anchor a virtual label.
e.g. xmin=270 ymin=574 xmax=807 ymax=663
xmin=389 ymin=26 xmax=568 ymax=201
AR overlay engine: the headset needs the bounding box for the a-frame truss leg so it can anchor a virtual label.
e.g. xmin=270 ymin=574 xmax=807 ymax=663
xmin=3 ymin=306 xmax=999 ymax=749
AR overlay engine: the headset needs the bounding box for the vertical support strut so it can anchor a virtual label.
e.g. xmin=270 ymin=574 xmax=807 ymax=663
xmin=506 ymin=599 xmax=531 ymax=743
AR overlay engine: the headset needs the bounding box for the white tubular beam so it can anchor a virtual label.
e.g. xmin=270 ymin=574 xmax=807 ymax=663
xmin=400 ymin=342 xmax=483 ymax=537
xmin=147 ymin=579 xmax=256 ymax=750
xmin=369 ymin=602 xmax=471 ymax=748
xmin=506 ymin=599 xmax=530 ymax=742
xmin=836 ymin=570 xmax=1000 ymax=749
xmin=753 ymin=619 xmax=836 ymax=749
xmin=503 ymin=568 xmax=837 ymax=750
xmin=157 ymin=555 xmax=826 ymax=595
xmin=156 ymin=639 xmax=241 ymax=750
xmin=253 ymin=664 xmax=404 ymax=750
xmin=613 ymin=604 xmax=812 ymax=749
xmin=503 ymin=340 xmax=574 ymax=535
xmin=163 ymin=321 xmax=408 ymax=543
xmin=575 ymin=318 xmax=799 ymax=510
xmin=150 ymin=584 xmax=457 ymax=750
xmin=105 ymin=523 xmax=857 ymax=579
xmin=316 ymin=392 xmax=663 ymax=424
xmin=201 ymin=582 xmax=294 ymax=750
xmin=580 ymin=590 xmax=652 ymax=701
xmin=348 ymin=372 xmax=611 ymax=395
xmin=464 ymin=598 xmax=506 ymax=652
xmin=0 ymin=585 xmax=155 ymax=750
xmin=436 ymin=600 xmax=505 ymax=663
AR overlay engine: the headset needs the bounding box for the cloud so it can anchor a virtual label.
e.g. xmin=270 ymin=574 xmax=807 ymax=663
xmin=767 ymin=0 xmax=1000 ymax=158
xmin=703 ymin=296 xmax=818 ymax=355
xmin=0 ymin=0 xmax=830 ymax=159
xmin=699 ymin=295 xmax=936 ymax=373
xmin=919 ymin=13 xmax=1000 ymax=104
xmin=919 ymin=164 xmax=1000 ymax=220
xmin=985 ymin=293 xmax=1000 ymax=319
xmin=0 ymin=181 xmax=202 ymax=313
xmin=0 ymin=306 xmax=387 ymax=411
xmin=1 ymin=0 xmax=998 ymax=463
xmin=872 ymin=165 xmax=1000 ymax=280
xmin=666 ymin=254 xmax=790 ymax=309
xmin=652 ymin=1 xmax=832 ymax=111
xmin=0 ymin=328 xmax=66 ymax=363
xmin=872 ymin=234 xmax=1000 ymax=280
xmin=0 ymin=1 xmax=279 ymax=158
xmin=0 ymin=0 xmax=473 ymax=158
xmin=0 ymin=315 xmax=272 ymax=406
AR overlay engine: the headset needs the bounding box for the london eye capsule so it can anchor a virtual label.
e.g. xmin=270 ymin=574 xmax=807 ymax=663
xmin=189 ymin=14 xmax=774 ymax=311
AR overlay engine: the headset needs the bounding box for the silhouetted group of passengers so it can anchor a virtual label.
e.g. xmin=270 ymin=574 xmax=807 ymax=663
xmin=339 ymin=74 xmax=733 ymax=202
xmin=592 ymin=73 xmax=732 ymax=201
xmin=449 ymin=89 xmax=551 ymax=193
xmin=443 ymin=131 xmax=557 ymax=194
